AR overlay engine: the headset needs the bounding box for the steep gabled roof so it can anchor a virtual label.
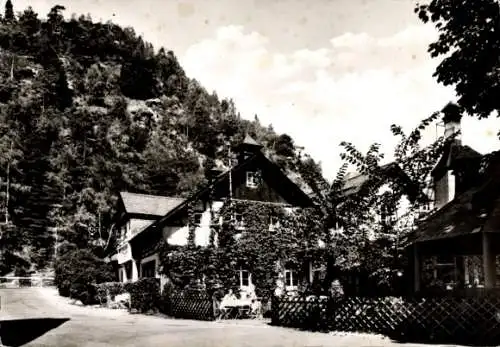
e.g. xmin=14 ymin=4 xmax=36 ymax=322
xmin=129 ymin=151 xmax=316 ymax=243
xmin=119 ymin=192 xmax=185 ymax=217
xmin=339 ymin=163 xmax=419 ymax=200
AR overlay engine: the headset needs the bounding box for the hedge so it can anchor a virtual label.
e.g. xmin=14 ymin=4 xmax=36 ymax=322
xmin=54 ymin=249 xmax=116 ymax=304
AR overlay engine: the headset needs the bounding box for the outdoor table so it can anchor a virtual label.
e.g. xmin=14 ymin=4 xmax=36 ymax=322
xmin=219 ymin=298 xmax=253 ymax=319
xmin=221 ymin=305 xmax=251 ymax=319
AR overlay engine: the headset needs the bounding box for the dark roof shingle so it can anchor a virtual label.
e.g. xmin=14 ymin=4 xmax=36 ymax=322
xmin=431 ymin=141 xmax=482 ymax=177
xmin=409 ymin=176 xmax=500 ymax=244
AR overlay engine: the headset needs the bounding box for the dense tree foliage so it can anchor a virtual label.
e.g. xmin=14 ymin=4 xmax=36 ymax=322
xmin=54 ymin=248 xmax=115 ymax=303
xmin=0 ymin=3 xmax=323 ymax=275
xmin=329 ymin=114 xmax=447 ymax=293
xmin=416 ymin=0 xmax=500 ymax=119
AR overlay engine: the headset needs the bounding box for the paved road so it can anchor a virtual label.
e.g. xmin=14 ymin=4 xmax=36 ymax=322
xmin=0 ymin=287 xmax=439 ymax=347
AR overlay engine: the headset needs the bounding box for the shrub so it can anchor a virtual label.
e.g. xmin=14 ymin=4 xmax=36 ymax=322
xmin=125 ymin=278 xmax=160 ymax=314
xmin=95 ymin=282 xmax=126 ymax=306
xmin=54 ymin=248 xmax=115 ymax=304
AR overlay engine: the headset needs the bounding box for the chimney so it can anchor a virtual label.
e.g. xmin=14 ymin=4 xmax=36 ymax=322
xmin=442 ymin=102 xmax=462 ymax=143
xmin=432 ymin=103 xmax=463 ymax=209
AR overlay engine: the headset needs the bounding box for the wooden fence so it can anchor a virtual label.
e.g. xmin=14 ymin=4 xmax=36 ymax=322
xmin=272 ymin=295 xmax=500 ymax=345
xmin=164 ymin=292 xmax=216 ymax=321
xmin=0 ymin=276 xmax=55 ymax=288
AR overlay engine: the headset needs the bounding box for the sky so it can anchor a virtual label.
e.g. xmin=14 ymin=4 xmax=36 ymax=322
xmin=13 ymin=0 xmax=500 ymax=180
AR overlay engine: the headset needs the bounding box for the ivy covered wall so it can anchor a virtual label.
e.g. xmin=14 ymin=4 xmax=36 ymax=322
xmin=158 ymin=198 xmax=329 ymax=298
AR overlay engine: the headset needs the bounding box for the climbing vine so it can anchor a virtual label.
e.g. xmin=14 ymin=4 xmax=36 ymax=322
xmin=158 ymin=196 xmax=327 ymax=298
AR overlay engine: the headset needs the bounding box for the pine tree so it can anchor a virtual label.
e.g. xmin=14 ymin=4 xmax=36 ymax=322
xmin=4 ymin=0 xmax=14 ymax=22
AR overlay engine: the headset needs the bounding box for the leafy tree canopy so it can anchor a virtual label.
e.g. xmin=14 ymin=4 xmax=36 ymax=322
xmin=416 ymin=0 xmax=500 ymax=119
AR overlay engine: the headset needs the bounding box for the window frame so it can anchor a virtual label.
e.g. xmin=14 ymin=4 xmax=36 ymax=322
xmin=238 ymin=268 xmax=251 ymax=288
xmin=284 ymin=268 xmax=299 ymax=289
xmin=246 ymin=171 xmax=259 ymax=188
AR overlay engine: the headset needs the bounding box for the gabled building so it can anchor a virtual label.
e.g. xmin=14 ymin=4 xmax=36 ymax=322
xmin=113 ymin=135 xmax=318 ymax=294
xmin=114 ymin=192 xmax=185 ymax=282
xmin=406 ymin=106 xmax=500 ymax=294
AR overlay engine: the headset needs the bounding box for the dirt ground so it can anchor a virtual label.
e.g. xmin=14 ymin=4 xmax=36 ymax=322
xmin=0 ymin=287 xmax=458 ymax=347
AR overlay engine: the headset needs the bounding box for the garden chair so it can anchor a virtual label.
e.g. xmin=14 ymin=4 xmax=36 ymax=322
xmin=236 ymin=305 xmax=251 ymax=319
xmin=215 ymin=299 xmax=233 ymax=320
xmin=248 ymin=300 xmax=262 ymax=319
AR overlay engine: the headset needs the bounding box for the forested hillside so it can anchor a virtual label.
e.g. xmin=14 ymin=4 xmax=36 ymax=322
xmin=0 ymin=1 xmax=327 ymax=275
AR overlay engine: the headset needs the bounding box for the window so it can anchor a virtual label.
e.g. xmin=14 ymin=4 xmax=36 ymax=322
xmin=285 ymin=269 xmax=299 ymax=288
xmin=239 ymin=268 xmax=251 ymax=287
xmin=269 ymin=215 xmax=280 ymax=231
xmin=141 ymin=260 xmax=156 ymax=278
xmin=234 ymin=213 xmax=245 ymax=230
xmin=246 ymin=171 xmax=259 ymax=188
xmin=193 ymin=213 xmax=202 ymax=226
xmin=381 ymin=206 xmax=397 ymax=226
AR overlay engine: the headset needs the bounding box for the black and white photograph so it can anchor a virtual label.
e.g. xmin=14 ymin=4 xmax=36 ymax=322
xmin=1 ymin=0 xmax=500 ymax=346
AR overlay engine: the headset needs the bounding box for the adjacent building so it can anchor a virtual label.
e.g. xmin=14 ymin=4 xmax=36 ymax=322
xmin=406 ymin=105 xmax=500 ymax=294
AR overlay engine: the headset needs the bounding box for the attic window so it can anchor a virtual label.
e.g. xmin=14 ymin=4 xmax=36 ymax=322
xmin=246 ymin=171 xmax=259 ymax=188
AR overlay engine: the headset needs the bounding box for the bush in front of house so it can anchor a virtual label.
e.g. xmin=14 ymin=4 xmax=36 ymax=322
xmin=125 ymin=277 xmax=161 ymax=314
xmin=54 ymin=248 xmax=116 ymax=305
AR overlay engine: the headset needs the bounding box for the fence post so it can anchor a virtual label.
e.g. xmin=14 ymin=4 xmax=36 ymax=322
xmin=212 ymin=297 xmax=217 ymax=320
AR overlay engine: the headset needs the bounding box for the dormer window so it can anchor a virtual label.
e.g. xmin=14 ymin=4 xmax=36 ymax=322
xmin=246 ymin=171 xmax=259 ymax=188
